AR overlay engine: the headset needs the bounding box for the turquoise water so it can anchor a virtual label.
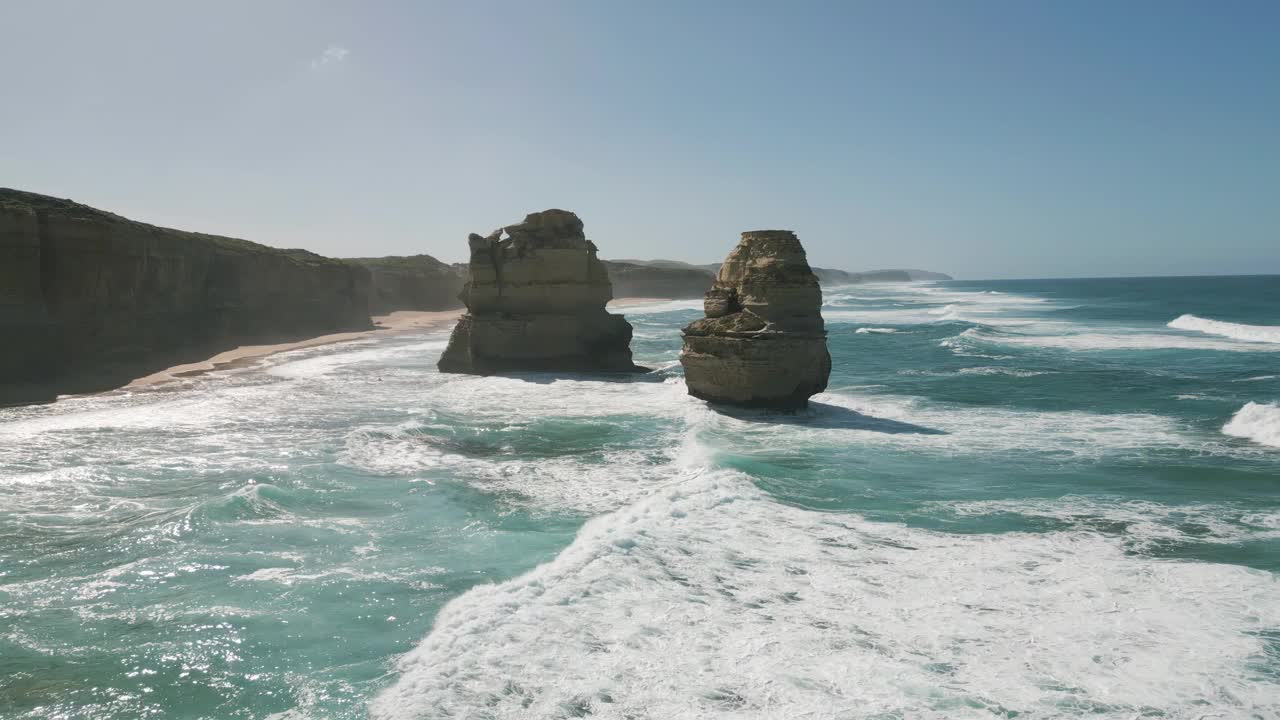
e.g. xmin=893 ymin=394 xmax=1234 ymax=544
xmin=2 ymin=276 xmax=1278 ymax=719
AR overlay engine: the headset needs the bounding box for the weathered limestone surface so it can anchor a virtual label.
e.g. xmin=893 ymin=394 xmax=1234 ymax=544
xmin=680 ymin=230 xmax=831 ymax=408
xmin=438 ymin=209 xmax=641 ymax=374
xmin=0 ymin=189 xmax=372 ymax=406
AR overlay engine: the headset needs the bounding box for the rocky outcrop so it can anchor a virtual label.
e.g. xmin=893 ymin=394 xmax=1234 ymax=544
xmin=0 ymin=189 xmax=372 ymax=406
xmin=350 ymin=254 xmax=465 ymax=314
xmin=603 ymin=261 xmax=714 ymax=299
xmin=438 ymin=209 xmax=642 ymax=374
xmin=680 ymin=230 xmax=830 ymax=408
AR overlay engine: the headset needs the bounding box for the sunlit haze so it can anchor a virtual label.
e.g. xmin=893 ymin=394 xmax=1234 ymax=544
xmin=3 ymin=1 xmax=1277 ymax=278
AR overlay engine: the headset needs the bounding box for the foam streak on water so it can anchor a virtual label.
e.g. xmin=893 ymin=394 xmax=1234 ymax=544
xmin=1169 ymin=313 xmax=1280 ymax=344
xmin=373 ymin=468 xmax=1280 ymax=719
xmin=3 ymin=276 xmax=1280 ymax=719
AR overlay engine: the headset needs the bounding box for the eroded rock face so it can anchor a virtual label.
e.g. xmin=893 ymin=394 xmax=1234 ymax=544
xmin=438 ymin=210 xmax=641 ymax=374
xmin=680 ymin=230 xmax=830 ymax=408
xmin=0 ymin=188 xmax=372 ymax=406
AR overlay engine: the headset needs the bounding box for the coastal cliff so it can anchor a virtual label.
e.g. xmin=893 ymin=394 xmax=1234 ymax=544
xmin=680 ymin=230 xmax=831 ymax=408
xmin=603 ymin=261 xmax=713 ymax=299
xmin=438 ymin=209 xmax=641 ymax=374
xmin=350 ymin=255 xmax=464 ymax=314
xmin=0 ymin=189 xmax=372 ymax=406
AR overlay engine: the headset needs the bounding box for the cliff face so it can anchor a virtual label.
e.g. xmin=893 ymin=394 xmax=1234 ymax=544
xmin=0 ymin=189 xmax=372 ymax=406
xmin=350 ymin=255 xmax=464 ymax=314
xmin=602 ymin=261 xmax=713 ymax=299
xmin=680 ymin=230 xmax=831 ymax=408
xmin=438 ymin=209 xmax=641 ymax=374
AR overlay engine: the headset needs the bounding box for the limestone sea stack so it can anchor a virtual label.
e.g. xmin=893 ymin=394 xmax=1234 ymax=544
xmin=437 ymin=209 xmax=642 ymax=374
xmin=680 ymin=230 xmax=831 ymax=408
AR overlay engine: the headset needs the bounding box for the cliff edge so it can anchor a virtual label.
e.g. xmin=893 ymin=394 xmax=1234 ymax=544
xmin=0 ymin=189 xmax=372 ymax=405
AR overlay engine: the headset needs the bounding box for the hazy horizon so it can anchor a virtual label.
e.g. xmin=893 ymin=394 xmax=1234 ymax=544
xmin=3 ymin=1 xmax=1277 ymax=279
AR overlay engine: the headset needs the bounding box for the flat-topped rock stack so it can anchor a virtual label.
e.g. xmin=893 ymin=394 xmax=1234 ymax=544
xmin=438 ymin=209 xmax=642 ymax=374
xmin=680 ymin=230 xmax=831 ymax=408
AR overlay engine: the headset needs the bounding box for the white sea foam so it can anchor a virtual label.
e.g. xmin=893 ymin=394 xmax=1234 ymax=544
xmin=613 ymin=299 xmax=703 ymax=315
xmin=822 ymin=283 xmax=1060 ymax=330
xmin=956 ymin=366 xmax=1051 ymax=377
xmin=768 ymin=390 xmax=1206 ymax=460
xmin=945 ymin=326 xmax=1280 ymax=353
xmin=265 ymin=338 xmax=448 ymax=378
xmin=1169 ymin=314 xmax=1280 ymax=344
xmin=937 ymin=496 xmax=1280 ymax=549
xmin=372 ymin=469 xmax=1280 ymax=719
xmin=340 ymin=375 xmax=701 ymax=513
xmin=854 ymin=327 xmax=898 ymax=334
xmin=1223 ymin=402 xmax=1280 ymax=448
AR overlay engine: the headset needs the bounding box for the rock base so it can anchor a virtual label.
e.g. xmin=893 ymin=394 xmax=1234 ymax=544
xmin=439 ymin=312 xmax=642 ymax=374
xmin=681 ymin=333 xmax=830 ymax=408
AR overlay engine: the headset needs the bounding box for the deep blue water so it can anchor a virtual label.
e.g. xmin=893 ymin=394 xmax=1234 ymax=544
xmin=2 ymin=276 xmax=1278 ymax=719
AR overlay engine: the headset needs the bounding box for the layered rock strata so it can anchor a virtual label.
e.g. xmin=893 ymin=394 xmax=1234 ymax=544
xmin=438 ymin=210 xmax=641 ymax=374
xmin=680 ymin=230 xmax=831 ymax=408
xmin=0 ymin=189 xmax=372 ymax=406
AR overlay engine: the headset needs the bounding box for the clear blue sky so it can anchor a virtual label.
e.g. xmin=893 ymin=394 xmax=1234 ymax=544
xmin=2 ymin=1 xmax=1277 ymax=278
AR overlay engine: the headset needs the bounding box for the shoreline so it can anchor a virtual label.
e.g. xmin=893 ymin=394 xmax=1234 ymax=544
xmin=124 ymin=298 xmax=673 ymax=390
xmin=125 ymin=310 xmax=463 ymax=389
xmin=608 ymin=297 xmax=670 ymax=307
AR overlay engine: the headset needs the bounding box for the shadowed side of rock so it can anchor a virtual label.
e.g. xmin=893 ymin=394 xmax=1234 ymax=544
xmin=680 ymin=230 xmax=831 ymax=408
xmin=437 ymin=209 xmax=642 ymax=374
xmin=0 ymin=188 xmax=373 ymax=406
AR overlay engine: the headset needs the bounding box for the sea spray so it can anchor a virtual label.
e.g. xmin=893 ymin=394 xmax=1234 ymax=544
xmin=1169 ymin=314 xmax=1280 ymax=344
xmin=1223 ymin=402 xmax=1280 ymax=448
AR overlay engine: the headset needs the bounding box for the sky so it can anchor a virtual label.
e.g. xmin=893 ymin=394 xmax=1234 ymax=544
xmin=2 ymin=1 xmax=1277 ymax=279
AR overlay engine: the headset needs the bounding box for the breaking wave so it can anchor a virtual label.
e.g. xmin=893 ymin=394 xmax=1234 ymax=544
xmin=1223 ymin=402 xmax=1280 ymax=448
xmin=371 ymin=467 xmax=1280 ymax=719
xmin=1169 ymin=314 xmax=1280 ymax=345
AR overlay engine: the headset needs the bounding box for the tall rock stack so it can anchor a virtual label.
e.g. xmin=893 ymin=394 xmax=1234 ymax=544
xmin=680 ymin=230 xmax=831 ymax=408
xmin=437 ymin=209 xmax=642 ymax=374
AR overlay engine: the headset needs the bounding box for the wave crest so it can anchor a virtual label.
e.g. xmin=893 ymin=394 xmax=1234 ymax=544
xmin=371 ymin=469 xmax=1280 ymax=719
xmin=1169 ymin=314 xmax=1280 ymax=344
xmin=1223 ymin=402 xmax=1280 ymax=448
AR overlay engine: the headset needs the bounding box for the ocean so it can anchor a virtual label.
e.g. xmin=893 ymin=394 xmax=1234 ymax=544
xmin=1 ymin=276 xmax=1278 ymax=719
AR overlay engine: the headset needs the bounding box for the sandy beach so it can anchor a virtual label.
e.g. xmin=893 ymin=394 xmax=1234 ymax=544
xmin=126 ymin=299 xmax=673 ymax=389
xmin=126 ymin=309 xmax=463 ymax=389
xmin=607 ymin=297 xmax=671 ymax=307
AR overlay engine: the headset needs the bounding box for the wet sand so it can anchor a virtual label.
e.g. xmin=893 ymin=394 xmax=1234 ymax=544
xmin=126 ymin=310 xmax=463 ymax=388
xmin=126 ymin=299 xmax=673 ymax=389
xmin=607 ymin=297 xmax=671 ymax=307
